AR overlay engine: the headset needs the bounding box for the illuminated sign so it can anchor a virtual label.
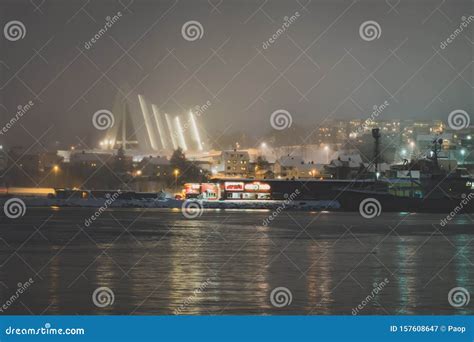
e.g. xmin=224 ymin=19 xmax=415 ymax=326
xmin=224 ymin=182 xmax=244 ymax=191
xmin=244 ymin=182 xmax=271 ymax=192
xmin=184 ymin=183 xmax=201 ymax=194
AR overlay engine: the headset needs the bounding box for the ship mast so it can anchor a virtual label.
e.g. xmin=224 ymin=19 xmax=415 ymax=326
xmin=430 ymin=137 xmax=443 ymax=172
xmin=372 ymin=128 xmax=381 ymax=179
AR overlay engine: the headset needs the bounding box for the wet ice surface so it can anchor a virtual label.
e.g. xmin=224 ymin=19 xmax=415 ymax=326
xmin=0 ymin=207 xmax=472 ymax=315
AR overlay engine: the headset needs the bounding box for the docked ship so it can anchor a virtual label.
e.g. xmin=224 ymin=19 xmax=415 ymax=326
xmin=335 ymin=130 xmax=473 ymax=213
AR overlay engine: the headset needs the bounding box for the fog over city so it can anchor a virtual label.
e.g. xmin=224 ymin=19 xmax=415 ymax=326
xmin=2 ymin=0 xmax=474 ymax=329
xmin=1 ymin=0 xmax=472 ymax=149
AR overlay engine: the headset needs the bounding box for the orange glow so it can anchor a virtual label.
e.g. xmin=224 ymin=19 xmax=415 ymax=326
xmin=2 ymin=187 xmax=55 ymax=197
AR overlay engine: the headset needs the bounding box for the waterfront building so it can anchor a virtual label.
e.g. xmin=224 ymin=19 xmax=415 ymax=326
xmin=215 ymin=150 xmax=250 ymax=178
xmin=138 ymin=156 xmax=171 ymax=177
xmin=274 ymin=155 xmax=326 ymax=179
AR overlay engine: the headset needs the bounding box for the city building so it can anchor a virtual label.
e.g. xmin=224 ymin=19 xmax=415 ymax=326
xmin=214 ymin=150 xmax=250 ymax=178
xmin=325 ymin=153 xmax=365 ymax=179
xmin=39 ymin=152 xmax=63 ymax=172
xmin=274 ymin=155 xmax=325 ymax=179
xmin=138 ymin=156 xmax=171 ymax=177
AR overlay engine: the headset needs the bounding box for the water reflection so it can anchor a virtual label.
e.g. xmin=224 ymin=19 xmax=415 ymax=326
xmin=48 ymin=252 xmax=61 ymax=314
xmin=0 ymin=208 xmax=473 ymax=315
xmin=452 ymin=235 xmax=472 ymax=315
xmin=169 ymin=220 xmax=209 ymax=315
xmin=306 ymin=242 xmax=333 ymax=314
xmin=395 ymin=238 xmax=418 ymax=314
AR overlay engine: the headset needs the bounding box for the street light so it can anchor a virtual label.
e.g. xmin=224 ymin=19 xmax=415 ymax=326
xmin=409 ymin=141 xmax=416 ymax=158
xmin=52 ymin=165 xmax=60 ymax=186
xmin=174 ymin=169 xmax=180 ymax=188
xmin=460 ymin=149 xmax=466 ymax=164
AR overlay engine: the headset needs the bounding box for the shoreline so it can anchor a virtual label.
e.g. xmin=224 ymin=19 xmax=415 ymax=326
xmin=1 ymin=197 xmax=473 ymax=213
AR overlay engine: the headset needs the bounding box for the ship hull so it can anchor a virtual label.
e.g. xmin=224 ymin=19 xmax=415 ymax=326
xmin=335 ymin=189 xmax=474 ymax=213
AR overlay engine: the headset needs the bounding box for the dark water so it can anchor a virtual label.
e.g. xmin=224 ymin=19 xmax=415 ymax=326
xmin=0 ymin=207 xmax=473 ymax=315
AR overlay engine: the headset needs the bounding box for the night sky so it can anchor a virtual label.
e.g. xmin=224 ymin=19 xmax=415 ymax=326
xmin=0 ymin=0 xmax=472 ymax=149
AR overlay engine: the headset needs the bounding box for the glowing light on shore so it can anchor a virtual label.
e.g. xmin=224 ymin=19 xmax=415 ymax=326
xmin=165 ymin=113 xmax=178 ymax=150
xmin=151 ymin=104 xmax=168 ymax=150
xmin=175 ymin=116 xmax=188 ymax=151
xmin=138 ymin=94 xmax=159 ymax=151
xmin=189 ymin=110 xmax=203 ymax=151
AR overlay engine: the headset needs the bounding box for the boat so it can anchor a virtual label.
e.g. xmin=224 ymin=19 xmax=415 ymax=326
xmin=335 ymin=130 xmax=473 ymax=213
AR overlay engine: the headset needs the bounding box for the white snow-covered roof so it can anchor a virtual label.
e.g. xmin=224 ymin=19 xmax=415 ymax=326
xmin=70 ymin=152 xmax=112 ymax=162
xmin=417 ymin=133 xmax=453 ymax=142
xmin=330 ymin=153 xmax=363 ymax=168
xmin=276 ymin=155 xmax=304 ymax=167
